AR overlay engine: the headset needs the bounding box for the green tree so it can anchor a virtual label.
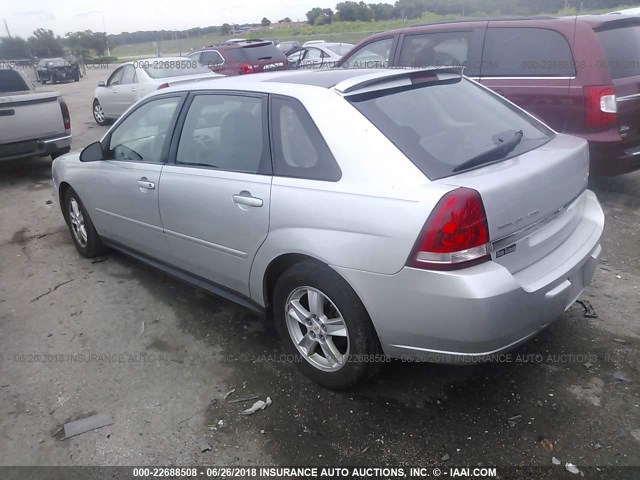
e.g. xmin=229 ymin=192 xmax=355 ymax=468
xmin=306 ymin=7 xmax=334 ymax=25
xmin=0 ymin=36 xmax=31 ymax=59
xmin=278 ymin=17 xmax=292 ymax=23
xmin=221 ymin=23 xmax=231 ymax=35
xmin=369 ymin=3 xmax=396 ymax=20
xmin=261 ymin=17 xmax=271 ymax=26
xmin=65 ymin=30 xmax=108 ymax=59
xmin=27 ymin=28 xmax=64 ymax=57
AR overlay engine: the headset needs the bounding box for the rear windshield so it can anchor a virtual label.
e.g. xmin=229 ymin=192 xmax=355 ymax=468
xmin=326 ymin=44 xmax=353 ymax=56
xmin=349 ymin=76 xmax=553 ymax=180
xmin=144 ymin=64 xmax=211 ymax=79
xmin=597 ymin=25 xmax=640 ymax=79
xmin=235 ymin=44 xmax=286 ymax=62
xmin=0 ymin=69 xmax=29 ymax=93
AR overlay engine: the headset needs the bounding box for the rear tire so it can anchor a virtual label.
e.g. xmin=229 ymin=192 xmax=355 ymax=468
xmin=63 ymin=188 xmax=107 ymax=258
xmin=273 ymin=261 xmax=383 ymax=390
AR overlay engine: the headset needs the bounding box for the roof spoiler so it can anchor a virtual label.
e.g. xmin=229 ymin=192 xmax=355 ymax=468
xmin=334 ymin=66 xmax=465 ymax=95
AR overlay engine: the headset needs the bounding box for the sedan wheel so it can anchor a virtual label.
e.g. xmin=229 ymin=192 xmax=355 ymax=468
xmin=285 ymin=287 xmax=350 ymax=372
xmin=93 ymin=101 xmax=107 ymax=126
xmin=274 ymin=261 xmax=383 ymax=390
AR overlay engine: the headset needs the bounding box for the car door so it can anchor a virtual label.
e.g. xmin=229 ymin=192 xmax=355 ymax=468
xmin=100 ymin=67 xmax=124 ymax=117
xmin=159 ymin=92 xmax=271 ymax=296
xmin=479 ymin=26 xmax=574 ymax=132
xmin=116 ymin=64 xmax=138 ymax=114
xmin=87 ymin=94 xmax=184 ymax=258
xmin=300 ymin=47 xmax=327 ymax=68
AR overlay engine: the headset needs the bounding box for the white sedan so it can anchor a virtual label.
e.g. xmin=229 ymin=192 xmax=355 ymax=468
xmin=92 ymin=57 xmax=220 ymax=125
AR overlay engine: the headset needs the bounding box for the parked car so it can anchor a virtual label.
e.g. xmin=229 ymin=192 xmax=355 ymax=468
xmin=1 ymin=66 xmax=71 ymax=161
xmin=35 ymin=58 xmax=80 ymax=84
xmin=188 ymin=41 xmax=289 ymax=76
xmin=288 ymin=43 xmax=354 ymax=69
xmin=337 ymin=15 xmax=640 ymax=175
xmin=608 ymin=7 xmax=640 ymax=15
xmin=92 ymin=57 xmax=219 ymax=126
xmin=53 ymin=68 xmax=604 ymax=389
xmin=303 ymin=40 xmax=326 ymax=47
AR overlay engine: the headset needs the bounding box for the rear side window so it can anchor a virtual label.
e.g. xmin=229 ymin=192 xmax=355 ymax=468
xmin=482 ymin=28 xmax=575 ymax=77
xmin=398 ymin=31 xmax=472 ymax=69
xmin=597 ymin=25 xmax=640 ymax=79
xmin=270 ymin=97 xmax=341 ymax=181
xmin=349 ymin=77 xmax=552 ymax=180
xmin=200 ymin=51 xmax=224 ymax=66
xmin=0 ymin=69 xmax=29 ymax=93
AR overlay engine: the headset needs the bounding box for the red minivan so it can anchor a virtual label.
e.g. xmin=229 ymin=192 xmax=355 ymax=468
xmin=337 ymin=15 xmax=640 ymax=175
xmin=188 ymin=41 xmax=290 ymax=76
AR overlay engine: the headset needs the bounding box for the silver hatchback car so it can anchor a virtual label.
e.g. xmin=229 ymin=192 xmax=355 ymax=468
xmin=52 ymin=68 xmax=604 ymax=389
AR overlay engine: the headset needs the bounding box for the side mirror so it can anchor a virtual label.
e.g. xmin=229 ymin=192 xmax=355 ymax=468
xmin=80 ymin=141 xmax=105 ymax=162
xmin=97 ymin=81 xmax=106 ymax=87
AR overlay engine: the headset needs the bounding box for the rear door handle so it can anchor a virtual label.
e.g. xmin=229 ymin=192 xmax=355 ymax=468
xmin=232 ymin=191 xmax=263 ymax=207
xmin=137 ymin=178 xmax=155 ymax=190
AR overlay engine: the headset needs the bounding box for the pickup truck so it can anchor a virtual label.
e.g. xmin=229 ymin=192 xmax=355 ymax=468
xmin=0 ymin=66 xmax=71 ymax=161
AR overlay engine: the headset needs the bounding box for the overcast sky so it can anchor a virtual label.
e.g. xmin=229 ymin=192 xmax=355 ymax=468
xmin=1 ymin=0 xmax=342 ymax=38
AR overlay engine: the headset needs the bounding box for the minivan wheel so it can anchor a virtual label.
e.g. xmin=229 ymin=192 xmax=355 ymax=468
xmin=63 ymin=188 xmax=107 ymax=258
xmin=93 ymin=100 xmax=107 ymax=126
xmin=273 ymin=261 xmax=383 ymax=390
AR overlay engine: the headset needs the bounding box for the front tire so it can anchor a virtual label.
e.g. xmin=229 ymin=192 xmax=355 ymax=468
xmin=273 ymin=261 xmax=383 ymax=390
xmin=93 ymin=100 xmax=108 ymax=126
xmin=63 ymin=188 xmax=107 ymax=258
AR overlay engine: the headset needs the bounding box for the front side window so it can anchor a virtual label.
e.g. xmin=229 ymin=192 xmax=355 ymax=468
xmin=271 ymin=97 xmax=341 ymax=181
xmin=481 ymin=28 xmax=575 ymax=77
xmin=305 ymin=48 xmax=326 ymax=60
xmin=107 ymin=67 xmax=123 ymax=86
xmin=177 ymin=94 xmax=266 ymax=173
xmin=108 ymin=96 xmax=181 ymax=163
xmin=349 ymin=75 xmax=552 ymax=179
xmin=343 ymin=37 xmax=394 ymax=68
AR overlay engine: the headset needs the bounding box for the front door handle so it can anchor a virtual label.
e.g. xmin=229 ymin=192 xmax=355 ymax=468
xmin=137 ymin=178 xmax=155 ymax=190
xmin=232 ymin=191 xmax=263 ymax=207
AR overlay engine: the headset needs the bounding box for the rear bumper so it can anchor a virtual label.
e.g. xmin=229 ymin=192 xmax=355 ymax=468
xmin=0 ymin=134 xmax=72 ymax=161
xmin=589 ymin=140 xmax=640 ymax=176
xmin=334 ymin=190 xmax=604 ymax=363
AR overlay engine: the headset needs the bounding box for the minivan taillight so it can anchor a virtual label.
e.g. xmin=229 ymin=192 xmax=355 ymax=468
xmin=59 ymin=98 xmax=70 ymax=131
xmin=408 ymin=188 xmax=491 ymax=270
xmin=584 ymin=85 xmax=617 ymax=128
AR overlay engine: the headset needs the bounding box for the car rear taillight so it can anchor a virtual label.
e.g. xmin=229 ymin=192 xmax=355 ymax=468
xmin=157 ymin=83 xmax=169 ymax=89
xmin=240 ymin=63 xmax=255 ymax=74
xmin=408 ymin=188 xmax=491 ymax=270
xmin=59 ymin=98 xmax=71 ymax=131
xmin=584 ymin=85 xmax=617 ymax=128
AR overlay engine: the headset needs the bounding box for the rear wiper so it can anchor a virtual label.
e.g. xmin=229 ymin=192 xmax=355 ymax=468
xmin=453 ymin=130 xmax=524 ymax=173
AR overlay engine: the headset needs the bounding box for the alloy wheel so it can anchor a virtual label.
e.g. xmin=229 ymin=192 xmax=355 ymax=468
xmin=68 ymin=198 xmax=88 ymax=247
xmin=285 ymin=286 xmax=350 ymax=372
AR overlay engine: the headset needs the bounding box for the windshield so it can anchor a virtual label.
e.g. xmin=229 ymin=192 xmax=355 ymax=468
xmin=326 ymin=44 xmax=353 ymax=56
xmin=349 ymin=77 xmax=552 ymax=179
xmin=48 ymin=58 xmax=67 ymax=67
xmin=144 ymin=64 xmax=211 ymax=79
xmin=0 ymin=69 xmax=29 ymax=93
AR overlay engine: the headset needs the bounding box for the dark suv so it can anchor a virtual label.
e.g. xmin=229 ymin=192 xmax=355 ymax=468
xmin=188 ymin=41 xmax=290 ymax=76
xmin=338 ymin=15 xmax=640 ymax=175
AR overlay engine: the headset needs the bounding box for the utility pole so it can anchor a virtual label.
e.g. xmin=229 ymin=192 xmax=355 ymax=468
xmin=3 ymin=18 xmax=11 ymax=38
